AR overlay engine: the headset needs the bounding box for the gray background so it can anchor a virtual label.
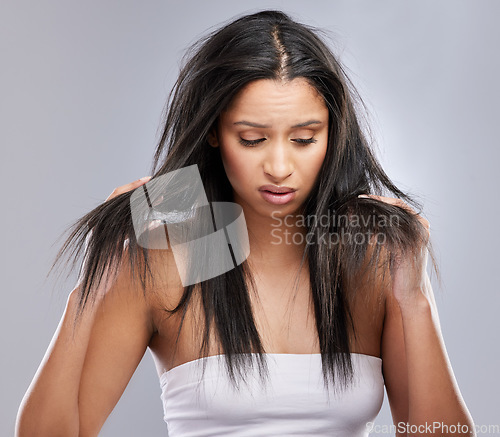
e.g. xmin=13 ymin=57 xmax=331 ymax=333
xmin=2 ymin=1 xmax=498 ymax=436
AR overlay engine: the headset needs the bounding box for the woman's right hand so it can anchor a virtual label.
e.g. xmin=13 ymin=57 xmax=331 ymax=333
xmin=105 ymin=176 xmax=152 ymax=202
xmin=73 ymin=176 xmax=151 ymax=298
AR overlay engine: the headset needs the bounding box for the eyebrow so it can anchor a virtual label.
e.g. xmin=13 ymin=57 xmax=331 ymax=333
xmin=233 ymin=120 xmax=323 ymax=128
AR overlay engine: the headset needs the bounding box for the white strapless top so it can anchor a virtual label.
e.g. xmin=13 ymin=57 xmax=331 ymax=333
xmin=159 ymin=353 xmax=384 ymax=437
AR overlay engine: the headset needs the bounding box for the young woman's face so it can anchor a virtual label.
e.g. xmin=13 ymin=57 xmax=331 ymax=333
xmin=210 ymin=77 xmax=329 ymax=219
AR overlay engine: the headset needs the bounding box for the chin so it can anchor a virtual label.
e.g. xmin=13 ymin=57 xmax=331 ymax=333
xmin=260 ymin=201 xmax=303 ymax=218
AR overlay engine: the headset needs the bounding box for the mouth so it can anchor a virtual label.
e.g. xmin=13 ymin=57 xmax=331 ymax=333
xmin=258 ymin=185 xmax=297 ymax=205
xmin=258 ymin=185 xmax=296 ymax=194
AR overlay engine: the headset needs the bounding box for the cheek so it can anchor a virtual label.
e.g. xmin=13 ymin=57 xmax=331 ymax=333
xmin=303 ymin=146 xmax=328 ymax=179
xmin=220 ymin=147 xmax=253 ymax=189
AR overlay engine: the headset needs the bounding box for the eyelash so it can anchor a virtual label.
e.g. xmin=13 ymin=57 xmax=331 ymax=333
xmin=238 ymin=137 xmax=317 ymax=147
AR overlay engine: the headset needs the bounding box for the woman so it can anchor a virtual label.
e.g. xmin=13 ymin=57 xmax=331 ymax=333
xmin=16 ymin=10 xmax=475 ymax=437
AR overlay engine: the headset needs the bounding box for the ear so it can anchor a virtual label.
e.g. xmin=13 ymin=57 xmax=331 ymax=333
xmin=207 ymin=127 xmax=219 ymax=148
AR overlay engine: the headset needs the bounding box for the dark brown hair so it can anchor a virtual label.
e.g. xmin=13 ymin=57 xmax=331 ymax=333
xmin=49 ymin=10 xmax=438 ymax=396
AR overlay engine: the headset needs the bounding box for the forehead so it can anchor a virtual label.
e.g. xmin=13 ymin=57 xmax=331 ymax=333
xmin=221 ymin=78 xmax=328 ymax=124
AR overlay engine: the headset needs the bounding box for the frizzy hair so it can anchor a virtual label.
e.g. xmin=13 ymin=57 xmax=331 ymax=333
xmin=48 ymin=10 xmax=438 ymax=395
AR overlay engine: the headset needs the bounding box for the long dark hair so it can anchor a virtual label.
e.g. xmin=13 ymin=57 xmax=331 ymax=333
xmin=49 ymin=10 xmax=437 ymax=395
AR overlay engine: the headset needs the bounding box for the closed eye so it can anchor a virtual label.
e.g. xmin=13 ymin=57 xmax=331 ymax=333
xmin=239 ymin=138 xmax=266 ymax=147
xmin=239 ymin=137 xmax=317 ymax=147
xmin=294 ymin=137 xmax=317 ymax=145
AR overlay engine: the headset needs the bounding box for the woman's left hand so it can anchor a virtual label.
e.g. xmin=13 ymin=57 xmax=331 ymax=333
xmin=358 ymin=194 xmax=433 ymax=312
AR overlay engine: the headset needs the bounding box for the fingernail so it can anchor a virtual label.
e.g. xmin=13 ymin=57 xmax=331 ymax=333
xmin=358 ymin=194 xmax=369 ymax=198
xmin=140 ymin=176 xmax=152 ymax=182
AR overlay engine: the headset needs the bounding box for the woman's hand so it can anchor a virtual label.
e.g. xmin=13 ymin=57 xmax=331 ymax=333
xmin=105 ymin=176 xmax=152 ymax=202
xmin=358 ymin=194 xmax=433 ymax=312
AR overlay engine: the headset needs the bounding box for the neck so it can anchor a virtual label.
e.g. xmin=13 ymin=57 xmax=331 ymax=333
xmin=237 ymin=201 xmax=309 ymax=270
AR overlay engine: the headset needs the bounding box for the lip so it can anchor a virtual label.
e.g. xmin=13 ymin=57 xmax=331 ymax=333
xmin=258 ymin=185 xmax=297 ymax=205
xmin=258 ymin=185 xmax=296 ymax=194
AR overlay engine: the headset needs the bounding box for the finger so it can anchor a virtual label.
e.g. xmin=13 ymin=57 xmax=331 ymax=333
xmin=358 ymin=194 xmax=416 ymax=214
xmin=106 ymin=176 xmax=152 ymax=201
xmin=358 ymin=194 xmax=430 ymax=237
xmin=125 ymin=176 xmax=152 ymax=191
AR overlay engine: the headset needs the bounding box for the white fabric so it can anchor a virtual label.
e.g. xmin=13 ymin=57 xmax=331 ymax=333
xmin=159 ymin=352 xmax=384 ymax=436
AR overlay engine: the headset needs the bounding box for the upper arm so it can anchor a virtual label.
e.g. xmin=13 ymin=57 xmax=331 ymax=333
xmin=353 ymin=241 xmax=410 ymax=429
xmin=77 ymin=249 xmax=156 ymax=436
xmin=381 ymin=281 xmax=409 ymax=429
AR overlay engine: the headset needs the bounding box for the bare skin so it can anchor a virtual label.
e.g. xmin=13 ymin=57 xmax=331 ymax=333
xmin=16 ymin=79 xmax=475 ymax=437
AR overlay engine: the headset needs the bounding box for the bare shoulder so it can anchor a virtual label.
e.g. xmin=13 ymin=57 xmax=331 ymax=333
xmin=115 ymin=222 xmax=188 ymax=317
xmin=143 ymin=244 xmax=186 ymax=311
xmin=137 ymin=233 xmax=194 ymax=344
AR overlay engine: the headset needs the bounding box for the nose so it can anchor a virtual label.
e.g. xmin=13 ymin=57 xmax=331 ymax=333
xmin=262 ymin=139 xmax=294 ymax=182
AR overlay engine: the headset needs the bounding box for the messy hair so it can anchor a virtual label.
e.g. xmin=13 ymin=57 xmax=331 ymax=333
xmin=49 ymin=10 xmax=437 ymax=395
